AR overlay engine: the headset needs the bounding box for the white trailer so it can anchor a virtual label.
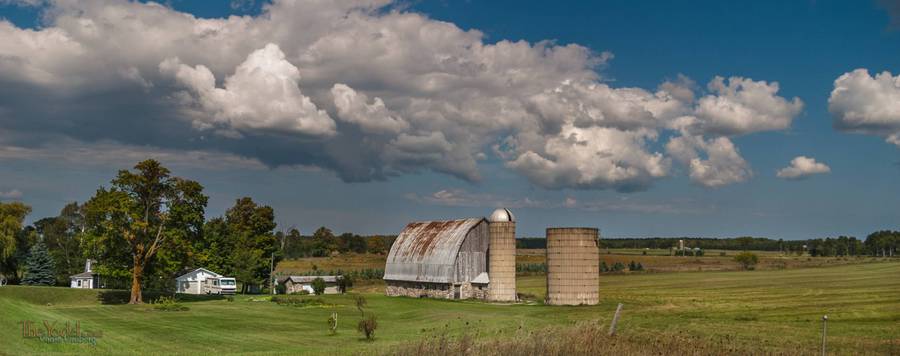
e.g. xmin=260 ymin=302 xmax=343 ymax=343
xmin=202 ymin=277 xmax=237 ymax=295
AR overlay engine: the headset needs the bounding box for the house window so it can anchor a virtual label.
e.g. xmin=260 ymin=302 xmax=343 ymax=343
xmin=77 ymin=280 xmax=82 ymax=287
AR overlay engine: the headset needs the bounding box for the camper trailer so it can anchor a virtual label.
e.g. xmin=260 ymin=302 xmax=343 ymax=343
xmin=202 ymin=277 xmax=237 ymax=295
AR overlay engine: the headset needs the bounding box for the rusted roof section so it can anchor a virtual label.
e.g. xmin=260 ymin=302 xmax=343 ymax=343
xmin=384 ymin=218 xmax=486 ymax=283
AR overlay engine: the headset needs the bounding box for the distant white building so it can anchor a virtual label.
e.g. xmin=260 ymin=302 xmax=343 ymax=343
xmin=175 ymin=268 xmax=223 ymax=294
xmin=279 ymin=276 xmax=341 ymax=294
xmin=70 ymin=259 xmax=100 ymax=289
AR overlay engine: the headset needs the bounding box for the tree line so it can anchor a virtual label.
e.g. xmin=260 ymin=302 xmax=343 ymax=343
xmin=517 ymin=234 xmax=899 ymax=257
xmin=0 ymin=159 xmax=395 ymax=304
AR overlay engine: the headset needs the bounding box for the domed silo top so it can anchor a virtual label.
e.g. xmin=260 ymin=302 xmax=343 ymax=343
xmin=488 ymin=208 xmax=515 ymax=222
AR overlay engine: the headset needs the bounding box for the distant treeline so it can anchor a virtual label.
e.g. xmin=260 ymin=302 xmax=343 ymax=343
xmin=280 ymin=227 xmax=397 ymax=259
xmin=516 ymin=232 xmax=900 ymax=257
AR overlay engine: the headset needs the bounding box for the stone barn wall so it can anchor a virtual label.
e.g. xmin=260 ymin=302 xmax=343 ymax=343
xmin=385 ymin=281 xmax=454 ymax=299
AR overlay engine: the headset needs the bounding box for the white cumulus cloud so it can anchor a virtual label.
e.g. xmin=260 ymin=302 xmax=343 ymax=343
xmin=829 ymin=69 xmax=900 ymax=147
xmin=692 ymin=76 xmax=804 ymax=136
xmin=666 ymin=134 xmax=752 ymax=188
xmin=776 ymin=156 xmax=831 ymax=180
xmin=159 ymin=43 xmax=336 ymax=137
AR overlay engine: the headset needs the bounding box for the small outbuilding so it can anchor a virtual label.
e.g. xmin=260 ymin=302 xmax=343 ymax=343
xmin=70 ymin=259 xmax=100 ymax=289
xmin=280 ymin=276 xmax=341 ymax=294
xmin=175 ymin=268 xmax=222 ymax=294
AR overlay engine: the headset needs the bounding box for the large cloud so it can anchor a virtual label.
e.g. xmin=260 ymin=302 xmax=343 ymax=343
xmin=0 ymin=0 xmax=803 ymax=191
xmin=829 ymin=69 xmax=900 ymax=146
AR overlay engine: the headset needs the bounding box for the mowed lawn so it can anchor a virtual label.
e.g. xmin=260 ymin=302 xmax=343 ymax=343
xmin=1 ymin=262 xmax=898 ymax=355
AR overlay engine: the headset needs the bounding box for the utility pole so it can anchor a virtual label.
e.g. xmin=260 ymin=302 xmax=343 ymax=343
xmin=270 ymin=252 xmax=275 ymax=295
xmin=821 ymin=315 xmax=828 ymax=356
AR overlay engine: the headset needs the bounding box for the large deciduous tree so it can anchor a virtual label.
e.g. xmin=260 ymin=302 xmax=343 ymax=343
xmin=0 ymin=202 xmax=30 ymax=262
xmin=83 ymin=160 xmax=207 ymax=304
xmin=225 ymin=197 xmax=278 ymax=293
xmin=0 ymin=202 xmax=32 ymax=281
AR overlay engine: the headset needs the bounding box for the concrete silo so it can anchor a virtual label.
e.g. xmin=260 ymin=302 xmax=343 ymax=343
xmin=546 ymin=227 xmax=599 ymax=305
xmin=487 ymin=208 xmax=517 ymax=302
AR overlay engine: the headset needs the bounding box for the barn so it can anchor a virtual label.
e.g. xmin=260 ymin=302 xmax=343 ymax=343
xmin=384 ymin=217 xmax=497 ymax=300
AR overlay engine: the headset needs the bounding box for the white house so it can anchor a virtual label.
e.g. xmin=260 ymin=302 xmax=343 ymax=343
xmin=175 ymin=268 xmax=223 ymax=294
xmin=70 ymin=259 xmax=100 ymax=289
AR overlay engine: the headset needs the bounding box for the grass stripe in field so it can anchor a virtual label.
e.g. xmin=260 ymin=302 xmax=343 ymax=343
xmin=0 ymin=261 xmax=897 ymax=355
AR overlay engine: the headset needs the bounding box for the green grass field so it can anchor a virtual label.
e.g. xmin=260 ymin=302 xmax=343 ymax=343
xmin=1 ymin=261 xmax=898 ymax=355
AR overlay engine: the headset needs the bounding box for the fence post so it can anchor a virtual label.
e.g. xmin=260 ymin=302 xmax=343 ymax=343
xmin=609 ymin=303 xmax=623 ymax=336
xmin=821 ymin=315 xmax=828 ymax=356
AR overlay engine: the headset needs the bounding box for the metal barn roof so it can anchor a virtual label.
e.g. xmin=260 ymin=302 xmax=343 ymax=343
xmin=281 ymin=276 xmax=340 ymax=283
xmin=384 ymin=218 xmax=486 ymax=284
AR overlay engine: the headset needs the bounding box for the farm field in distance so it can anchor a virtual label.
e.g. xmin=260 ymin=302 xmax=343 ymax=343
xmin=277 ymin=248 xmax=878 ymax=275
xmin=2 ymin=260 xmax=898 ymax=355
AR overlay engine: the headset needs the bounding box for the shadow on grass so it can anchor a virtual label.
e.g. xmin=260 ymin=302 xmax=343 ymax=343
xmin=97 ymin=290 xmax=227 ymax=304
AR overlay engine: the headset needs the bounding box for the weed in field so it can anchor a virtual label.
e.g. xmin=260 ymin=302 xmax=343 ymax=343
xmin=328 ymin=312 xmax=338 ymax=335
xmin=357 ymin=313 xmax=378 ymax=341
xmin=376 ymin=321 xmax=788 ymax=356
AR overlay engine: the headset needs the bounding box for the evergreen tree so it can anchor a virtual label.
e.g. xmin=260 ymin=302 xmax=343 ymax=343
xmin=22 ymin=241 xmax=56 ymax=286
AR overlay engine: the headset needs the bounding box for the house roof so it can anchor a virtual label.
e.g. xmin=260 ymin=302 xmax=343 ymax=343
xmin=175 ymin=268 xmax=222 ymax=280
xmin=383 ymin=218 xmax=486 ymax=283
xmin=280 ymin=276 xmax=340 ymax=283
xmin=70 ymin=272 xmax=94 ymax=279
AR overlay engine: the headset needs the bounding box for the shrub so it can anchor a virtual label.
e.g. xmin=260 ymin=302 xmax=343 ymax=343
xmin=337 ymin=275 xmax=353 ymax=294
xmin=734 ymin=252 xmax=759 ymax=270
xmin=599 ymin=261 xmax=609 ymax=273
xmin=517 ymin=263 xmax=547 ymax=274
xmin=272 ymin=296 xmax=326 ymax=307
xmin=357 ymin=313 xmax=378 ymax=341
xmin=152 ymin=296 xmax=189 ymax=312
xmin=312 ymin=277 xmax=326 ymax=295
xmin=611 ymin=262 xmax=626 ymax=272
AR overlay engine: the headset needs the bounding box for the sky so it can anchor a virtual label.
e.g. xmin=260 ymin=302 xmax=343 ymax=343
xmin=0 ymin=0 xmax=899 ymax=239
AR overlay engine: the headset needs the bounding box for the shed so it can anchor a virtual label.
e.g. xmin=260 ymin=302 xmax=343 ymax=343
xmin=70 ymin=259 xmax=100 ymax=289
xmin=175 ymin=268 xmax=222 ymax=294
xmin=384 ymin=218 xmax=490 ymax=299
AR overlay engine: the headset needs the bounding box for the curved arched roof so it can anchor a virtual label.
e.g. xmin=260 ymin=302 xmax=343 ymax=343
xmin=384 ymin=218 xmax=486 ymax=283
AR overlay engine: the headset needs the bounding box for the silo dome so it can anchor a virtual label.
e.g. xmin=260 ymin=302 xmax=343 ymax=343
xmin=488 ymin=208 xmax=515 ymax=222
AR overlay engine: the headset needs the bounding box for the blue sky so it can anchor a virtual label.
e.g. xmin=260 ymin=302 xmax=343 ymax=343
xmin=0 ymin=0 xmax=898 ymax=239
